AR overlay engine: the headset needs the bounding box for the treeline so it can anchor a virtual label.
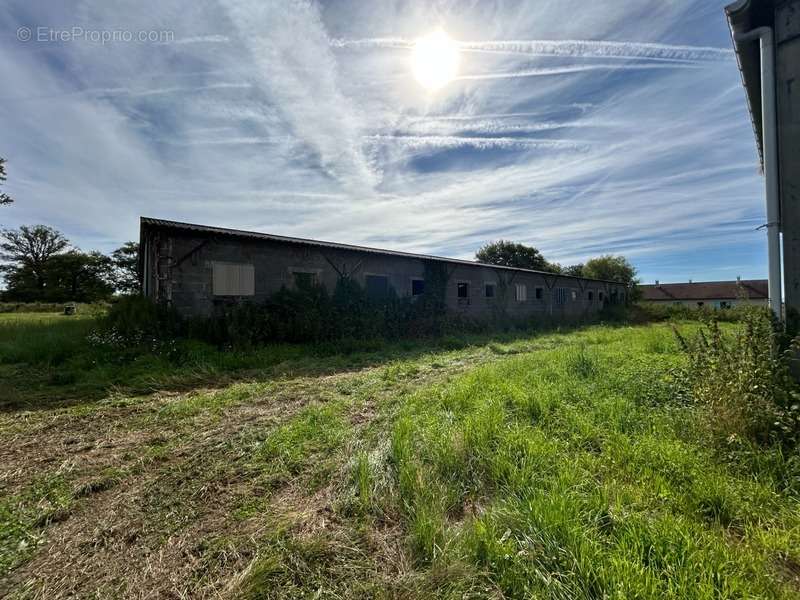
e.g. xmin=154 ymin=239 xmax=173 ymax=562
xmin=0 ymin=225 xmax=138 ymax=303
xmin=476 ymin=240 xmax=640 ymax=297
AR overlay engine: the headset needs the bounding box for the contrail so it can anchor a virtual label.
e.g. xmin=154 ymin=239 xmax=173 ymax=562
xmin=456 ymin=62 xmax=703 ymax=81
xmin=331 ymin=38 xmax=732 ymax=63
xmin=364 ymin=134 xmax=590 ymax=151
xmin=460 ymin=40 xmax=733 ymax=62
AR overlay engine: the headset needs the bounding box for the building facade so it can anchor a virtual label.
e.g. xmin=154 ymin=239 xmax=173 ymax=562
xmin=726 ymin=0 xmax=800 ymax=321
xmin=139 ymin=218 xmax=626 ymax=320
xmin=640 ymin=279 xmax=768 ymax=309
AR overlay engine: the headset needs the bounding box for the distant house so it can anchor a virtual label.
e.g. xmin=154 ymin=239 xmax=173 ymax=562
xmin=639 ymin=279 xmax=768 ymax=309
xmin=139 ymin=217 xmax=627 ymax=319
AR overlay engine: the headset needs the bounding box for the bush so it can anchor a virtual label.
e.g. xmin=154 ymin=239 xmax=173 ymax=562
xmin=635 ymin=302 xmax=763 ymax=323
xmin=88 ymin=296 xmax=183 ymax=361
xmin=674 ymin=311 xmax=800 ymax=449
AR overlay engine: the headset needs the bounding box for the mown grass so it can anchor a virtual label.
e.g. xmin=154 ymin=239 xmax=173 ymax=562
xmin=2 ymin=314 xmax=799 ymax=598
xmin=0 ymin=311 xmax=617 ymax=409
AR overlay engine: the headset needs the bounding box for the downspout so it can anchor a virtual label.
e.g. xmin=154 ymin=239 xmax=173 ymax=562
xmin=734 ymin=27 xmax=781 ymax=317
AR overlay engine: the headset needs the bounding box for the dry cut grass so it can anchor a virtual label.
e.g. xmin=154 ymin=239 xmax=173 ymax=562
xmin=1 ymin=320 xmax=798 ymax=598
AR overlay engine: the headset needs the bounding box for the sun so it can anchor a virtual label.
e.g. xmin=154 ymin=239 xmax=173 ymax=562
xmin=411 ymin=29 xmax=460 ymax=91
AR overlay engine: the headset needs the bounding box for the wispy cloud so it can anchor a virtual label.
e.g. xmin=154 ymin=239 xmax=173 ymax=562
xmin=331 ymin=37 xmax=733 ymax=63
xmin=0 ymin=0 xmax=766 ymax=283
xmin=455 ymin=62 xmax=703 ymax=81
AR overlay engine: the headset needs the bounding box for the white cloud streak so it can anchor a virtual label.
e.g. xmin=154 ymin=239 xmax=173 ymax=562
xmin=331 ymin=37 xmax=733 ymax=63
xmin=0 ymin=0 xmax=766 ymax=282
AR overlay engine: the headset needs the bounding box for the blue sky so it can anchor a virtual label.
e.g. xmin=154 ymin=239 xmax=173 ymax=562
xmin=0 ymin=0 xmax=767 ymax=284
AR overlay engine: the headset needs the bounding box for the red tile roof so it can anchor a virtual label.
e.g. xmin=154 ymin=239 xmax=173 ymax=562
xmin=640 ymin=280 xmax=767 ymax=301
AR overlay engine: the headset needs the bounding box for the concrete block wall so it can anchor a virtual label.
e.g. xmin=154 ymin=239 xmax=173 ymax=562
xmin=142 ymin=226 xmax=622 ymax=321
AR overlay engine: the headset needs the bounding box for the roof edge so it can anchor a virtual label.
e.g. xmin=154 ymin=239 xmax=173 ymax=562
xmin=140 ymin=216 xmax=625 ymax=286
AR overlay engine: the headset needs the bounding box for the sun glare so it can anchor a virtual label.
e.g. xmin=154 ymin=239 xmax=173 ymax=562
xmin=411 ymin=29 xmax=460 ymax=91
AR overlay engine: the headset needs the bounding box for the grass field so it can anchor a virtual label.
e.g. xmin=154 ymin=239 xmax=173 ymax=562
xmin=1 ymin=315 xmax=798 ymax=598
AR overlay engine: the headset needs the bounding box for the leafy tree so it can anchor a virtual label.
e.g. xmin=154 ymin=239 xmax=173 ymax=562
xmin=0 ymin=157 xmax=13 ymax=205
xmin=111 ymin=241 xmax=140 ymax=295
xmin=3 ymin=250 xmax=113 ymax=302
xmin=562 ymin=264 xmax=585 ymax=277
xmin=582 ymin=255 xmax=640 ymax=299
xmin=44 ymin=251 xmax=114 ymax=302
xmin=0 ymin=225 xmax=69 ymax=293
xmin=476 ymin=240 xmax=559 ymax=272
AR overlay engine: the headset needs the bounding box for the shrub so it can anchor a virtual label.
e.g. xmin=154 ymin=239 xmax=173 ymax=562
xmin=88 ymin=296 xmax=183 ymax=361
xmin=635 ymin=302 xmax=762 ymax=323
xmin=674 ymin=311 xmax=800 ymax=449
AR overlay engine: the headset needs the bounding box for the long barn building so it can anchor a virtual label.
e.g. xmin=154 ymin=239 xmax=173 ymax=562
xmin=139 ymin=217 xmax=627 ymax=319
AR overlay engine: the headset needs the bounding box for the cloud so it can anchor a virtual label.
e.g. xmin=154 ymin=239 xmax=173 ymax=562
xmin=0 ymin=0 xmax=767 ymax=283
xmin=455 ymin=62 xmax=704 ymax=81
xmin=220 ymin=0 xmax=380 ymax=193
xmin=331 ymin=37 xmax=733 ymax=63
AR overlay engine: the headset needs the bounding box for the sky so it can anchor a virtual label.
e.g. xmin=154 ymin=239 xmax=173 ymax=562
xmin=0 ymin=0 xmax=768 ymax=284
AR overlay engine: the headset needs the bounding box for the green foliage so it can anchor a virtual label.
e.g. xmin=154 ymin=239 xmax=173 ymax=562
xmin=0 ymin=225 xmax=124 ymax=302
xmin=583 ymin=254 xmax=640 ymax=300
xmin=561 ymin=263 xmax=585 ymax=277
xmin=674 ymin=311 xmax=800 ymax=449
xmin=0 ymin=157 xmax=12 ymax=205
xmin=110 ymin=241 xmax=140 ymax=295
xmin=634 ymin=302 xmax=767 ymax=323
xmin=0 ymin=302 xmax=99 ymax=313
xmin=200 ymin=275 xmax=458 ymax=346
xmin=387 ymin=324 xmax=800 ymax=598
xmin=0 ymin=225 xmax=70 ymax=299
xmin=476 ymin=240 xmax=559 ymax=272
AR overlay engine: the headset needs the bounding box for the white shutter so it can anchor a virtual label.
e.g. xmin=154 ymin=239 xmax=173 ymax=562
xmin=515 ymin=284 xmax=527 ymax=302
xmin=212 ymin=262 xmax=254 ymax=296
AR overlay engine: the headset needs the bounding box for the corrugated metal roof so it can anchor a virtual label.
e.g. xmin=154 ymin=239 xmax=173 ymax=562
xmin=140 ymin=216 xmax=622 ymax=285
xmin=640 ymin=280 xmax=767 ymax=301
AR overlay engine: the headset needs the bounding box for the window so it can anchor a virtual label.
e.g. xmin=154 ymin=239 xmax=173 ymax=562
xmin=411 ymin=278 xmax=425 ymax=296
xmin=212 ymin=262 xmax=254 ymax=296
xmin=697 ymin=301 xmax=705 ymax=307
xmin=485 ymin=283 xmax=495 ymax=298
xmin=554 ymin=288 xmax=568 ymax=305
xmin=292 ymin=271 xmax=317 ymax=289
xmin=365 ymin=274 xmax=390 ymax=300
xmin=588 ymin=290 xmax=594 ymax=302
xmin=515 ymin=283 xmax=527 ymax=302
xmin=571 ymin=289 xmax=578 ymax=301
xmin=599 ymin=291 xmax=604 ymax=302
xmin=535 ymin=287 xmax=543 ymax=300
xmin=457 ymin=282 xmax=469 ymax=298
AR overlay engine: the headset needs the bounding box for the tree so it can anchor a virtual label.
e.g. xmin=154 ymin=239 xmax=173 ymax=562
xmin=476 ymin=240 xmax=559 ymax=272
xmin=0 ymin=157 xmax=13 ymax=205
xmin=2 ymin=250 xmax=114 ymax=302
xmin=111 ymin=241 xmax=140 ymax=295
xmin=562 ymin=264 xmax=585 ymax=277
xmin=0 ymin=225 xmax=69 ymax=293
xmin=582 ymin=255 xmax=640 ymax=299
xmin=43 ymin=251 xmax=114 ymax=302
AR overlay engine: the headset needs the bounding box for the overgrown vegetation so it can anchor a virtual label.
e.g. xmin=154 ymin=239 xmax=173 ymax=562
xmin=674 ymin=310 xmax=800 ymax=452
xmin=634 ymin=301 xmax=768 ymax=323
xmin=2 ymin=306 xmax=799 ymax=597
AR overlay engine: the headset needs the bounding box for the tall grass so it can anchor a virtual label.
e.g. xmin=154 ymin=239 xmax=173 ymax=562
xmin=674 ymin=311 xmax=800 ymax=449
xmin=0 ymin=313 xmax=96 ymax=366
xmin=384 ymin=324 xmax=800 ymax=598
